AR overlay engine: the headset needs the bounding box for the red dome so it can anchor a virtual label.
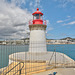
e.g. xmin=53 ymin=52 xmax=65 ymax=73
xmin=32 ymin=8 xmax=43 ymax=15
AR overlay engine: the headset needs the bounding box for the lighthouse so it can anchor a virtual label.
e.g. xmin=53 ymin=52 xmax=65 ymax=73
xmin=29 ymin=8 xmax=47 ymax=52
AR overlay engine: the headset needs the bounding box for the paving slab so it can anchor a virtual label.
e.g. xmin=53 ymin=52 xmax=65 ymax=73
xmin=33 ymin=68 xmax=75 ymax=75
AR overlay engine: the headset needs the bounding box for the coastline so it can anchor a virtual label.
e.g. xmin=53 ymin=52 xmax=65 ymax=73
xmin=0 ymin=43 xmax=75 ymax=45
xmin=47 ymin=43 xmax=75 ymax=45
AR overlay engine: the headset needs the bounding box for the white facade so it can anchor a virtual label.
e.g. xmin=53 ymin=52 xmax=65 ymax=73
xmin=29 ymin=24 xmax=47 ymax=52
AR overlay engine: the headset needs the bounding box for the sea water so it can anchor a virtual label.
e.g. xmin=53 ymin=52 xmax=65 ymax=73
xmin=0 ymin=44 xmax=75 ymax=68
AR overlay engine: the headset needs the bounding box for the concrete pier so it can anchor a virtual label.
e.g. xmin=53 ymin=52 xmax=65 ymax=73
xmin=9 ymin=52 xmax=75 ymax=67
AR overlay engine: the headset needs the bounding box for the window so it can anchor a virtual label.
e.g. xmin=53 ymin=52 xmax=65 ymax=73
xmin=33 ymin=14 xmax=43 ymax=20
xmin=36 ymin=14 xmax=39 ymax=19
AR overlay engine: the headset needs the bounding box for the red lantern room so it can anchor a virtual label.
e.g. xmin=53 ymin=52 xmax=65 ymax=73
xmin=32 ymin=8 xmax=43 ymax=24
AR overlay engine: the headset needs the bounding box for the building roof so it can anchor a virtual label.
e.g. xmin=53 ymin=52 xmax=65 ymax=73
xmin=32 ymin=8 xmax=43 ymax=15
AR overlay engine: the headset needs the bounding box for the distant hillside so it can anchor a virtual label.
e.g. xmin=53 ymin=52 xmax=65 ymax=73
xmin=46 ymin=37 xmax=75 ymax=41
xmin=21 ymin=38 xmax=29 ymax=40
xmin=60 ymin=37 xmax=75 ymax=40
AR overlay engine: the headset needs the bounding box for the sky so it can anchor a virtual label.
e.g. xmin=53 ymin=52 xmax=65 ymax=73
xmin=0 ymin=0 xmax=75 ymax=40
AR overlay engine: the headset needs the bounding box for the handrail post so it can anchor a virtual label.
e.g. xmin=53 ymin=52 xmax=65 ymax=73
xmin=25 ymin=52 xmax=27 ymax=75
xmin=19 ymin=63 xmax=21 ymax=75
xmin=19 ymin=70 xmax=21 ymax=75
xmin=54 ymin=48 xmax=56 ymax=68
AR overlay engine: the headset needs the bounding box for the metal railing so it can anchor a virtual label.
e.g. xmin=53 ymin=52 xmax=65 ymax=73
xmin=29 ymin=19 xmax=47 ymax=25
xmin=0 ymin=42 xmax=75 ymax=75
xmin=13 ymin=62 xmax=24 ymax=75
xmin=1 ymin=62 xmax=24 ymax=75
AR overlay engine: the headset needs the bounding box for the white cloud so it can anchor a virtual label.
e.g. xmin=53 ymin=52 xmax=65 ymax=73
xmin=56 ymin=16 xmax=75 ymax=24
xmin=68 ymin=21 xmax=75 ymax=24
xmin=29 ymin=0 xmax=42 ymax=12
xmin=46 ymin=20 xmax=54 ymax=36
xmin=0 ymin=0 xmax=32 ymax=40
xmin=35 ymin=0 xmax=41 ymax=8
xmin=47 ymin=27 xmax=53 ymax=31
xmin=57 ymin=20 xmax=63 ymax=23
xmin=67 ymin=16 xmax=71 ymax=18
xmin=54 ymin=0 xmax=75 ymax=7
xmin=29 ymin=2 xmax=33 ymax=6
xmin=0 ymin=0 xmax=51 ymax=40
xmin=63 ymin=21 xmax=75 ymax=25
xmin=46 ymin=33 xmax=54 ymax=37
xmin=10 ymin=0 xmax=26 ymax=7
xmin=46 ymin=20 xmax=50 ymax=25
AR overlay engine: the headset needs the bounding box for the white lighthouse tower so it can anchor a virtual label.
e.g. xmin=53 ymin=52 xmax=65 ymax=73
xmin=29 ymin=8 xmax=47 ymax=52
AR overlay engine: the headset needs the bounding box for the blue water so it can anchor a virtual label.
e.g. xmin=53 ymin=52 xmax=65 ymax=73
xmin=47 ymin=44 xmax=75 ymax=60
xmin=0 ymin=45 xmax=28 ymax=68
xmin=0 ymin=44 xmax=75 ymax=68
